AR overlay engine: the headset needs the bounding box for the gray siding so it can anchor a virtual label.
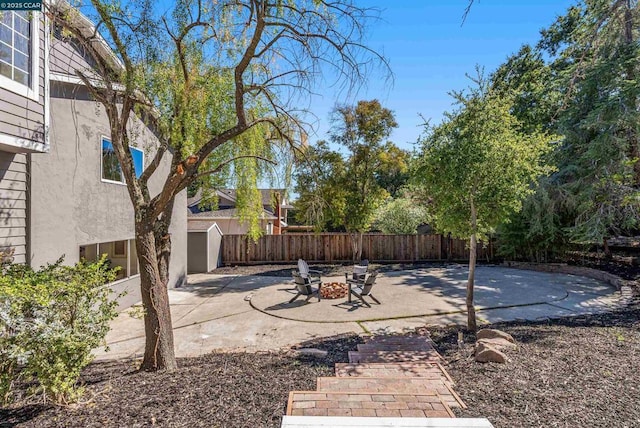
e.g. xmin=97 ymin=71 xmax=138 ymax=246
xmin=0 ymin=152 xmax=27 ymax=264
xmin=50 ymin=25 xmax=98 ymax=76
xmin=0 ymin=13 xmax=46 ymax=146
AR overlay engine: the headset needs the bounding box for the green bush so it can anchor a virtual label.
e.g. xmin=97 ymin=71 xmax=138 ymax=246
xmin=0 ymin=256 xmax=119 ymax=404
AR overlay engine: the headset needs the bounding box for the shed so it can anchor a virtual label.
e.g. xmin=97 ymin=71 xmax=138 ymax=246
xmin=187 ymin=222 xmax=223 ymax=273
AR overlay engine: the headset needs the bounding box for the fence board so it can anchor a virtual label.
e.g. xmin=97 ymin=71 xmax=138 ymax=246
xmin=220 ymin=233 xmax=494 ymax=265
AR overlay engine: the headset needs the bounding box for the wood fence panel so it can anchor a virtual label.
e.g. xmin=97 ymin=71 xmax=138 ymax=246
xmin=220 ymin=233 xmax=495 ymax=265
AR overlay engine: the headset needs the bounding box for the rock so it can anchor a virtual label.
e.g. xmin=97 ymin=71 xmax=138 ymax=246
xmin=477 ymin=329 xmax=515 ymax=344
xmin=295 ymin=348 xmax=328 ymax=358
xmin=475 ymin=342 xmax=507 ymax=363
xmin=477 ymin=337 xmax=517 ymax=352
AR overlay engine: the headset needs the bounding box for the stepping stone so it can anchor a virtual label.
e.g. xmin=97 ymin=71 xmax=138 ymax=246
xmin=349 ymin=350 xmax=443 ymax=364
xmin=287 ymin=391 xmax=455 ymax=418
xmin=335 ymin=362 xmax=453 ymax=384
xmin=357 ymin=343 xmax=436 ymax=353
xmin=316 ymin=377 xmax=466 ymax=409
xmin=365 ymin=335 xmax=434 ymax=345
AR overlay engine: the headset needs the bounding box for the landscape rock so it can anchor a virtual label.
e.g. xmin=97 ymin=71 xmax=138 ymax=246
xmin=477 ymin=328 xmax=515 ymax=344
xmin=295 ymin=348 xmax=328 ymax=358
xmin=475 ymin=342 xmax=507 ymax=363
xmin=477 ymin=337 xmax=517 ymax=352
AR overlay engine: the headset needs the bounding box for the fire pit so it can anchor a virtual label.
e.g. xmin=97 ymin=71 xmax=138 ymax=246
xmin=321 ymin=282 xmax=348 ymax=299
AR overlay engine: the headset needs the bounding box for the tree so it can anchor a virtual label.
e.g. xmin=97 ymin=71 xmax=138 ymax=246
xmin=293 ymin=141 xmax=347 ymax=231
xmin=49 ymin=0 xmax=388 ymax=371
xmin=539 ymin=0 xmax=640 ymax=249
xmin=415 ymin=80 xmax=555 ymax=330
xmin=375 ymin=143 xmax=411 ymax=197
xmin=330 ymin=99 xmax=397 ymax=260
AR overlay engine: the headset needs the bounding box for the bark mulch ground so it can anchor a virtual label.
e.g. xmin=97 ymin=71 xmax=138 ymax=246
xmin=0 ymin=335 xmax=364 ymax=428
xmin=424 ymin=306 xmax=640 ymax=428
xmin=2 ymin=262 xmax=639 ymax=427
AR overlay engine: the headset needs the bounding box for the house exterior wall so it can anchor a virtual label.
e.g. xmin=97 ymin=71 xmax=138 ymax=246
xmin=0 ymin=12 xmax=47 ymax=263
xmin=50 ymin=26 xmax=97 ymax=76
xmin=0 ymin=152 xmax=28 ymax=264
xmin=30 ymin=82 xmax=187 ymax=299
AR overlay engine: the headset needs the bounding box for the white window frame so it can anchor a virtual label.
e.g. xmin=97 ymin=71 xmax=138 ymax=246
xmin=0 ymin=11 xmax=40 ymax=101
xmin=100 ymin=135 xmax=145 ymax=186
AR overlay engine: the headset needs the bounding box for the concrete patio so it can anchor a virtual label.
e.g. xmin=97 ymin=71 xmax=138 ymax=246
xmin=97 ymin=265 xmax=627 ymax=360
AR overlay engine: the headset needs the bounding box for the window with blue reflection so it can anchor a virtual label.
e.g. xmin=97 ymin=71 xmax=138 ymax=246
xmin=101 ymin=138 xmax=143 ymax=183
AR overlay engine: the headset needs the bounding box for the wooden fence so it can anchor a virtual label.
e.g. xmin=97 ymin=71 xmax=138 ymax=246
xmin=221 ymin=233 xmax=494 ymax=265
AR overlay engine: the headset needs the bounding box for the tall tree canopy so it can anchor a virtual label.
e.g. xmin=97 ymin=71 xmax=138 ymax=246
xmin=49 ymin=0 xmax=388 ymax=371
xmin=330 ymin=100 xmax=398 ymax=260
xmin=493 ymin=0 xmax=640 ymax=259
xmin=415 ymin=79 xmax=555 ymax=330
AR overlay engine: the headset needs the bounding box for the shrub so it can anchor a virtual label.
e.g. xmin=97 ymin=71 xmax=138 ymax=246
xmin=373 ymin=197 xmax=431 ymax=234
xmin=0 ymin=256 xmax=119 ymax=404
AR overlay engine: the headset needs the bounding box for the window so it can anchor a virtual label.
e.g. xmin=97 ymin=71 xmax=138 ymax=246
xmin=0 ymin=11 xmax=38 ymax=99
xmin=0 ymin=11 xmax=30 ymax=85
xmin=113 ymin=241 xmax=126 ymax=257
xmin=79 ymin=239 xmax=139 ymax=282
xmin=101 ymin=138 xmax=144 ymax=184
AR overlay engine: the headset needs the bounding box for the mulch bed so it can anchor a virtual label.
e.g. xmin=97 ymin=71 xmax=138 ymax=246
xmin=424 ymin=306 xmax=640 ymax=428
xmin=2 ymin=262 xmax=639 ymax=427
xmin=0 ymin=335 xmax=364 ymax=428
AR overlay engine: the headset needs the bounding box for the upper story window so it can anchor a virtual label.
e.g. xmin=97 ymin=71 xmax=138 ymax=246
xmin=101 ymin=137 xmax=144 ymax=184
xmin=0 ymin=11 xmax=38 ymax=99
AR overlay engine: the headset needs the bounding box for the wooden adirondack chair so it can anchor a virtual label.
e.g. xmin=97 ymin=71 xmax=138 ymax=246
xmin=290 ymin=271 xmax=322 ymax=303
xmin=346 ymin=271 xmax=380 ymax=308
xmin=297 ymin=259 xmax=322 ymax=285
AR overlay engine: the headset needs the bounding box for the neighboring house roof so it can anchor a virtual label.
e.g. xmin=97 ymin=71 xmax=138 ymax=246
xmin=187 ymin=188 xmax=238 ymax=208
xmin=187 ymin=221 xmax=223 ymax=233
xmin=188 ymin=188 xmax=289 ymax=209
xmin=218 ymin=189 xmax=286 ymax=207
xmin=187 ymin=208 xmax=277 ymax=220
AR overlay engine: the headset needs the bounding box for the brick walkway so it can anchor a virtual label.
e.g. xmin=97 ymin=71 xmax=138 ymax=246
xmin=286 ymin=334 xmax=466 ymax=420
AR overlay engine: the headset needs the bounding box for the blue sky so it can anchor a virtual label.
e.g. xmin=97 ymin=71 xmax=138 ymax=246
xmin=307 ymin=0 xmax=577 ymax=151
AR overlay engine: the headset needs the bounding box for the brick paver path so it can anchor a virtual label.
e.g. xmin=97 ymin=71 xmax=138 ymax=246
xmin=334 ymin=362 xmax=453 ymax=383
xmin=285 ymin=334 xmax=466 ymax=419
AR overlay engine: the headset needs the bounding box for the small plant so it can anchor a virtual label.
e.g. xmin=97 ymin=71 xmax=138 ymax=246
xmin=0 ymin=256 xmax=119 ymax=404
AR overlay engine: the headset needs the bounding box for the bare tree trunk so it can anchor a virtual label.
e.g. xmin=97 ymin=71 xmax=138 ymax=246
xmin=603 ymin=237 xmax=612 ymax=260
xmin=349 ymin=232 xmax=363 ymax=262
xmin=467 ymin=197 xmax=478 ymax=331
xmin=137 ymin=223 xmax=177 ymax=371
xmin=623 ymin=2 xmax=640 ymax=186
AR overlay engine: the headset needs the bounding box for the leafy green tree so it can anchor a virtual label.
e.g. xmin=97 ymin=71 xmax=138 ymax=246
xmin=373 ymin=197 xmax=430 ymax=234
xmin=330 ymin=100 xmax=398 ymax=260
xmin=375 ymin=143 xmax=412 ymax=197
xmin=415 ymin=81 xmax=555 ymax=330
xmin=293 ymin=141 xmax=347 ymax=231
xmin=49 ymin=0 xmax=388 ymax=370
